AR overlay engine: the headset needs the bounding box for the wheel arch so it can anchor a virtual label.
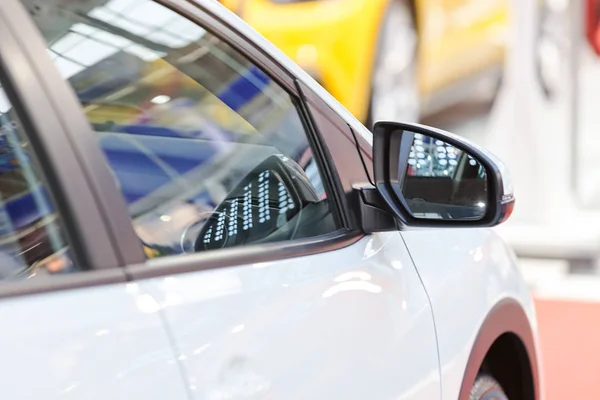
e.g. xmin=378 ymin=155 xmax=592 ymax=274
xmin=458 ymin=298 xmax=540 ymax=400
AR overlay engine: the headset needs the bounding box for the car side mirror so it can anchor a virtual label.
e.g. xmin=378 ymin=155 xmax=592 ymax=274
xmin=361 ymin=121 xmax=514 ymax=230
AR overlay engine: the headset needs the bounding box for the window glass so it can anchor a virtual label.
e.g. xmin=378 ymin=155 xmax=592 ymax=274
xmin=25 ymin=0 xmax=337 ymax=259
xmin=0 ymin=85 xmax=75 ymax=279
xmin=407 ymin=133 xmax=485 ymax=179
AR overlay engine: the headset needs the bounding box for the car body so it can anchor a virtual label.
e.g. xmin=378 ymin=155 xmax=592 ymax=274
xmin=220 ymin=0 xmax=510 ymax=123
xmin=0 ymin=0 xmax=540 ymax=399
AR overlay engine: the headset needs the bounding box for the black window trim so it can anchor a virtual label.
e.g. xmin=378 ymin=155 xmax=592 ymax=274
xmin=295 ymin=79 xmax=372 ymax=230
xmin=126 ymin=229 xmax=361 ymax=280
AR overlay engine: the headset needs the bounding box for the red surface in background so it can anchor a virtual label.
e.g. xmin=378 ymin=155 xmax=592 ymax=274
xmin=586 ymin=0 xmax=600 ymax=56
xmin=535 ymin=298 xmax=600 ymax=400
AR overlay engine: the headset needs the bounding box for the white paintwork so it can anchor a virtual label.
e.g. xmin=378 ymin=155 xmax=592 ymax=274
xmin=0 ymin=282 xmax=189 ymax=399
xmin=401 ymin=228 xmax=542 ymax=400
xmin=138 ymin=233 xmax=440 ymax=400
xmin=190 ymin=6 xmax=540 ymax=398
xmin=0 ymin=1 xmax=540 ymax=399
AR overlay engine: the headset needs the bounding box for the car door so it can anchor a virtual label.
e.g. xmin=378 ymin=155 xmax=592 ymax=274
xmin=0 ymin=2 xmax=189 ymax=399
xmin=128 ymin=22 xmax=443 ymax=394
xmin=14 ymin=0 xmax=441 ymax=398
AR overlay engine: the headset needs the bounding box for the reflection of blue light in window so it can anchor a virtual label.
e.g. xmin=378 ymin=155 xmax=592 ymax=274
xmin=469 ymin=159 xmax=477 ymax=166
xmin=439 ymin=159 xmax=448 ymax=166
xmin=449 ymin=159 xmax=458 ymax=166
xmin=408 ymin=159 xmax=416 ymax=166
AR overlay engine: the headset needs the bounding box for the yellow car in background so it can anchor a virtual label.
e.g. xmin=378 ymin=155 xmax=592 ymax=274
xmin=221 ymin=0 xmax=510 ymax=125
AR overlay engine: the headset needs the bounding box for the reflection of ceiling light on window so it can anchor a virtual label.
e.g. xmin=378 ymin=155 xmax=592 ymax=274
xmin=160 ymin=214 xmax=172 ymax=222
xmin=477 ymin=202 xmax=486 ymax=208
xmin=151 ymin=95 xmax=171 ymax=104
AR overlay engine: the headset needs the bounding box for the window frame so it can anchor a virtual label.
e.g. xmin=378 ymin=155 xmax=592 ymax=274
xmin=0 ymin=0 xmax=146 ymax=268
xmin=0 ymin=1 xmax=130 ymax=297
xmin=0 ymin=0 xmax=365 ymax=285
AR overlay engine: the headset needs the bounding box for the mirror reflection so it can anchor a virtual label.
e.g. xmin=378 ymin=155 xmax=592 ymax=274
xmin=402 ymin=132 xmax=488 ymax=221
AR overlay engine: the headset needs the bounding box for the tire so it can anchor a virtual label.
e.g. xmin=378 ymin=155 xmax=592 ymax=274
xmin=469 ymin=374 xmax=509 ymax=400
xmin=366 ymin=0 xmax=419 ymax=129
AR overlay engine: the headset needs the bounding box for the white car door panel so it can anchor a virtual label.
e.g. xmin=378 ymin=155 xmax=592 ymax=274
xmin=401 ymin=228 xmax=538 ymax=400
xmin=136 ymin=233 xmax=441 ymax=400
xmin=0 ymin=283 xmax=189 ymax=399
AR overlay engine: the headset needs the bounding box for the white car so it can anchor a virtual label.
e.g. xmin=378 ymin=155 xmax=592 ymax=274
xmin=0 ymin=0 xmax=541 ymax=399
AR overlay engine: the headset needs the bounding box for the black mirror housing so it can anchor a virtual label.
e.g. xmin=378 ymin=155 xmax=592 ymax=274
xmin=368 ymin=121 xmax=514 ymax=229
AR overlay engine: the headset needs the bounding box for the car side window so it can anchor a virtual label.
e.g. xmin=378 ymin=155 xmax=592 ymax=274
xmin=0 ymin=85 xmax=75 ymax=279
xmin=26 ymin=0 xmax=338 ymax=259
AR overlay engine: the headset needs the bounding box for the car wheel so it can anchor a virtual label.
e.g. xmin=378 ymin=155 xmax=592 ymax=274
xmin=367 ymin=0 xmax=419 ymax=129
xmin=469 ymin=374 xmax=509 ymax=400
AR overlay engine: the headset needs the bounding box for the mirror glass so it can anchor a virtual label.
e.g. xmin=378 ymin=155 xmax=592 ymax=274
xmin=401 ymin=132 xmax=489 ymax=221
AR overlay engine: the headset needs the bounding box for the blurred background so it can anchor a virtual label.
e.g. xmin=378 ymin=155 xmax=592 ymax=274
xmin=217 ymin=0 xmax=600 ymax=398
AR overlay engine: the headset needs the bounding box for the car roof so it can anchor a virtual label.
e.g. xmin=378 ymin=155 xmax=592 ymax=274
xmin=192 ymin=0 xmax=373 ymax=145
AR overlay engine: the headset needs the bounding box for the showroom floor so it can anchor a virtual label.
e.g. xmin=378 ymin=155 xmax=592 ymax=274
xmin=522 ymin=259 xmax=600 ymax=400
